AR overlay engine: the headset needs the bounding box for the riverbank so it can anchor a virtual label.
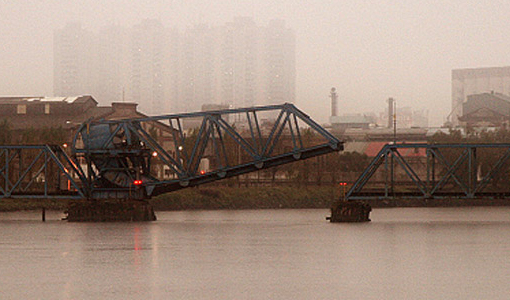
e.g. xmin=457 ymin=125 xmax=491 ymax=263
xmin=150 ymin=186 xmax=337 ymax=210
xmin=0 ymin=198 xmax=68 ymax=212
xmin=151 ymin=186 xmax=510 ymax=210
xmin=364 ymin=197 xmax=510 ymax=208
xmin=0 ymin=186 xmax=337 ymax=212
xmin=1 ymin=185 xmax=510 ymax=212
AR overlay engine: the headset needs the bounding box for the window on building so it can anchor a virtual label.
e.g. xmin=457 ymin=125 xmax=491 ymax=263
xmin=44 ymin=104 xmax=50 ymax=114
xmin=17 ymin=104 xmax=26 ymax=114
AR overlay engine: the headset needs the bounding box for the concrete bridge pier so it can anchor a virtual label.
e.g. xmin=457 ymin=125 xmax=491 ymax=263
xmin=328 ymin=200 xmax=371 ymax=222
xmin=66 ymin=199 xmax=157 ymax=222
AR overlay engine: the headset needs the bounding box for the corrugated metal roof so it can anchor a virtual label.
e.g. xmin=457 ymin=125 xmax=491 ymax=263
xmin=0 ymin=95 xmax=94 ymax=104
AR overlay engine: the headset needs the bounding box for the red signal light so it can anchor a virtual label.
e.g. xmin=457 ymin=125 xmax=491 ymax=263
xmin=134 ymin=180 xmax=143 ymax=186
xmin=200 ymin=170 xmax=205 ymax=175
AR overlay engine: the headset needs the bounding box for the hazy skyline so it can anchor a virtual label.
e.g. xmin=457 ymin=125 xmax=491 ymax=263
xmin=2 ymin=1 xmax=510 ymax=126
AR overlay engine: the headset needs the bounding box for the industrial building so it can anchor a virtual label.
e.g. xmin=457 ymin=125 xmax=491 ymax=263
xmin=451 ymin=66 xmax=510 ymax=126
xmin=458 ymin=92 xmax=510 ymax=128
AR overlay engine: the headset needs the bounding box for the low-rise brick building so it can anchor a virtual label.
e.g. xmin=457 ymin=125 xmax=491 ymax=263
xmin=0 ymin=95 xmax=174 ymax=143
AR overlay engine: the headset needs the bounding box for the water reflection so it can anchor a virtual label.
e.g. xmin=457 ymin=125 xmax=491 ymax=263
xmin=1 ymin=208 xmax=510 ymax=299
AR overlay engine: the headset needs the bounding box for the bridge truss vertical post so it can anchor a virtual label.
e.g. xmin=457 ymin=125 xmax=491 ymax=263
xmin=384 ymin=149 xmax=389 ymax=198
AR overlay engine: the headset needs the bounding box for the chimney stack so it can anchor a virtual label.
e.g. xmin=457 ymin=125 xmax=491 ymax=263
xmin=330 ymin=87 xmax=338 ymax=117
xmin=387 ymin=97 xmax=394 ymax=128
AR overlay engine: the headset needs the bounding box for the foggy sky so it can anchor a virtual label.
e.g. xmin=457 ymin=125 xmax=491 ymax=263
xmin=2 ymin=0 xmax=510 ymax=126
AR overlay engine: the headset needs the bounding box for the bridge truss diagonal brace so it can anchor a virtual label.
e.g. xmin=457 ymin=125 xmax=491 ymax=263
xmin=0 ymin=145 xmax=84 ymax=199
xmin=474 ymin=146 xmax=510 ymax=194
xmin=347 ymin=143 xmax=510 ymax=201
xmin=347 ymin=145 xmax=390 ymax=198
xmin=0 ymin=149 xmax=19 ymax=194
xmin=428 ymin=148 xmax=470 ymax=196
xmin=130 ymin=122 xmax=185 ymax=176
xmin=392 ymin=149 xmax=427 ymax=196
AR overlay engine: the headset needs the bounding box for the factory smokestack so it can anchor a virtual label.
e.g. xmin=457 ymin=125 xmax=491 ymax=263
xmin=330 ymin=87 xmax=338 ymax=117
xmin=387 ymin=97 xmax=395 ymax=128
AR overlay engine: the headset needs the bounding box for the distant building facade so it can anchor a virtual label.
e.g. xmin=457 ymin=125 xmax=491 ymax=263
xmin=53 ymin=18 xmax=295 ymax=117
xmin=53 ymin=23 xmax=98 ymax=98
xmin=330 ymin=115 xmax=375 ymax=131
xmin=458 ymin=92 xmax=510 ymax=128
xmin=54 ymin=24 xmax=130 ymax=107
xmin=377 ymin=106 xmax=429 ymax=128
xmin=130 ymin=20 xmax=167 ymax=115
xmin=0 ymin=96 xmax=172 ymax=142
xmin=0 ymin=96 xmax=109 ymax=136
xmin=452 ymin=66 xmax=510 ymax=126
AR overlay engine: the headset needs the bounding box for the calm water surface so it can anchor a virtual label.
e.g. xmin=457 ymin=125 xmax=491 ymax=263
xmin=1 ymin=208 xmax=510 ymax=299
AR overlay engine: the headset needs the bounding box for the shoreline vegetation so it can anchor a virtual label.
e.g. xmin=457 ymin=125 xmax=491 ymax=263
xmin=0 ymin=186 xmax=337 ymax=212
xmin=1 ymin=185 xmax=510 ymax=212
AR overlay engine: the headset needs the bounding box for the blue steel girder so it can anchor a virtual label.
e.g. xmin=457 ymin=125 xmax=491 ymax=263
xmin=346 ymin=143 xmax=510 ymax=201
xmin=428 ymin=147 xmax=470 ymax=196
xmin=72 ymin=103 xmax=342 ymax=200
xmin=0 ymin=145 xmax=84 ymax=199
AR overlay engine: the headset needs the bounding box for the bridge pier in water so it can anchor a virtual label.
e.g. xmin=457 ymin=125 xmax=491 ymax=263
xmin=328 ymin=201 xmax=371 ymax=222
xmin=66 ymin=200 xmax=157 ymax=222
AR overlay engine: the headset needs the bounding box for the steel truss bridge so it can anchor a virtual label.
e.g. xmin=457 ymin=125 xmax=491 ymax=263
xmin=347 ymin=143 xmax=510 ymax=201
xmin=0 ymin=103 xmax=342 ymax=201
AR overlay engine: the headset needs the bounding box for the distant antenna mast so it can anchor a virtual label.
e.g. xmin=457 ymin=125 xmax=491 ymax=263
xmin=393 ymin=99 xmax=397 ymax=144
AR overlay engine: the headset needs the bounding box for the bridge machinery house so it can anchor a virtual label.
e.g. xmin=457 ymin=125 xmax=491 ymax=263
xmin=0 ymin=95 xmax=177 ymax=179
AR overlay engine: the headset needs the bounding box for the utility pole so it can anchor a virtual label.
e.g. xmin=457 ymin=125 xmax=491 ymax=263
xmin=393 ymin=100 xmax=397 ymax=144
xmin=389 ymin=98 xmax=396 ymax=196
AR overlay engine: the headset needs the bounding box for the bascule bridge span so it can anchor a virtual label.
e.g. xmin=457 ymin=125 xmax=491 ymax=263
xmin=0 ymin=103 xmax=342 ymax=220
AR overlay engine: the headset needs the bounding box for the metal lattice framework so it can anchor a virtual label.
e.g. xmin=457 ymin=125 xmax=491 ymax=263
xmin=347 ymin=143 xmax=510 ymax=201
xmin=0 ymin=104 xmax=341 ymax=200
xmin=0 ymin=145 xmax=84 ymax=199
xmin=69 ymin=103 xmax=342 ymax=200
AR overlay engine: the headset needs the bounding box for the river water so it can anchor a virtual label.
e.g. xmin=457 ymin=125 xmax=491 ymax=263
xmin=1 ymin=207 xmax=510 ymax=299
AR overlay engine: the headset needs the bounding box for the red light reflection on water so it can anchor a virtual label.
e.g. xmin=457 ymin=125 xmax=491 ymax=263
xmin=134 ymin=226 xmax=141 ymax=251
xmin=133 ymin=226 xmax=142 ymax=268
